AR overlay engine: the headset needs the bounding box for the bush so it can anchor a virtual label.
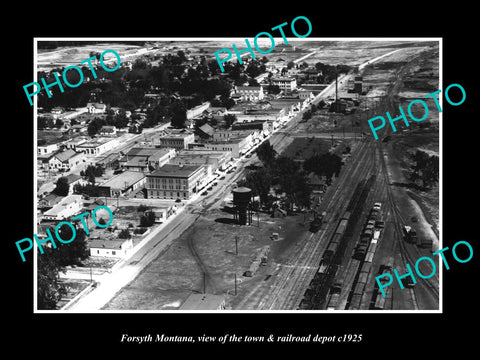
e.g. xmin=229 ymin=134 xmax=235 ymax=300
xmin=97 ymin=218 xmax=106 ymax=227
xmin=118 ymin=229 xmax=131 ymax=239
xmin=139 ymin=211 xmax=156 ymax=227
xmin=137 ymin=204 xmax=148 ymax=212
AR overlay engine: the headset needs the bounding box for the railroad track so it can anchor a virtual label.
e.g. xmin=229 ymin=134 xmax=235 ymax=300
xmin=378 ymin=141 xmax=439 ymax=308
xmin=186 ymin=214 xmax=218 ymax=295
xmin=292 ymin=142 xmax=378 ymax=310
xmin=253 ymin=139 xmax=375 ymax=310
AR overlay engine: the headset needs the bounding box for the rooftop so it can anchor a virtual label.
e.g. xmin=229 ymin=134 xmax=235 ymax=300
xmin=77 ymin=137 xmax=115 ymax=147
xmin=60 ymin=173 xmax=82 ymax=184
xmin=99 ymin=171 xmax=146 ymax=189
xmin=159 ymin=131 xmax=194 ymax=139
xmin=89 ymin=238 xmax=128 ymax=250
xmin=124 ymin=147 xmax=170 ymax=158
xmin=198 ymin=123 xmax=214 ymax=136
xmin=43 ymin=194 xmax=82 ymax=216
xmin=54 ymin=149 xmax=82 ymax=162
xmin=148 ymin=164 xmax=204 ymax=178
xmin=236 ymin=85 xmax=263 ymax=91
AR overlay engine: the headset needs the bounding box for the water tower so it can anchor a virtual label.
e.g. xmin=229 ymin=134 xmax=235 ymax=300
xmin=232 ymin=187 xmax=252 ymax=225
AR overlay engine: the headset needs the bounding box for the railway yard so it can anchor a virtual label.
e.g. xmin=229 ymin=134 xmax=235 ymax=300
xmin=79 ymin=41 xmax=441 ymax=311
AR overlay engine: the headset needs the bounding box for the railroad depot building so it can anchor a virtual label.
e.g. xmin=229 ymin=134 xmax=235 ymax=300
xmin=146 ymin=164 xmax=207 ymax=200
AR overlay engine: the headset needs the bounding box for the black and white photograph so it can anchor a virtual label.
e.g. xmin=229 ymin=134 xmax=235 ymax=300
xmin=32 ymin=38 xmax=441 ymax=312
xmin=6 ymin=7 xmax=477 ymax=354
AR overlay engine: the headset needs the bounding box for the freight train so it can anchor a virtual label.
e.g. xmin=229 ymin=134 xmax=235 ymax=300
xmin=323 ymin=211 xmax=351 ymax=262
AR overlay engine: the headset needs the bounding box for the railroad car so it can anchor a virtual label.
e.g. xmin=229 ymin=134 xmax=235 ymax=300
xmin=353 ymin=246 xmax=367 ymax=260
xmin=349 ymin=294 xmax=362 ymax=310
xmin=360 ymin=262 xmax=372 ymax=275
xmin=323 ymin=212 xmax=351 ymax=260
xmin=357 ymin=271 xmax=369 ymax=285
xmin=363 ymin=229 xmax=373 ymax=237
xmin=367 ymin=241 xmax=378 ymax=255
xmin=375 ymin=217 xmax=385 ymax=228
xmin=419 ymin=237 xmax=433 ymax=249
xmin=326 ymin=293 xmax=340 ymax=310
xmin=364 ymin=251 xmax=375 ymax=263
xmin=373 ymin=292 xmax=386 ymax=309
xmin=317 ymin=262 xmax=328 ymax=274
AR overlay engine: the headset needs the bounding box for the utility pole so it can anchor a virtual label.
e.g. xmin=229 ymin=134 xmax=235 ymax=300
xmin=234 ymin=273 xmax=237 ymax=296
xmin=203 ymin=272 xmax=206 ymax=294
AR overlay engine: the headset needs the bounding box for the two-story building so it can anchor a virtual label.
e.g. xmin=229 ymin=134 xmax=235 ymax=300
xmin=271 ymin=77 xmax=297 ymax=93
xmin=48 ymin=149 xmax=85 ymax=170
xmin=156 ymin=130 xmax=195 ymax=150
xmin=234 ymin=85 xmax=264 ymax=102
xmin=146 ymin=164 xmax=207 ymax=200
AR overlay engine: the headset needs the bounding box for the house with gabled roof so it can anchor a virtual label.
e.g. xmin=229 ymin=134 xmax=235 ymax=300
xmin=48 ymin=149 xmax=85 ymax=170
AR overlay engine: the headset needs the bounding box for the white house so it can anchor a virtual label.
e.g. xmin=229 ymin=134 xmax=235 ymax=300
xmin=89 ymin=238 xmax=133 ymax=258
xmin=42 ymin=194 xmax=83 ymax=221
xmin=38 ymin=143 xmax=58 ymax=156
xmin=86 ymin=102 xmax=107 ymax=114
xmin=48 ymin=149 xmax=85 ymax=170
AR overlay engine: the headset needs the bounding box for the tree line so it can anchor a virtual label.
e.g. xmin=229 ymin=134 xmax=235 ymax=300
xmin=238 ymin=141 xmax=343 ymax=212
xmin=409 ymin=150 xmax=439 ymax=189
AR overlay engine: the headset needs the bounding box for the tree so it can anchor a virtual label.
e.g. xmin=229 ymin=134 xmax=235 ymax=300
xmin=267 ymin=84 xmax=281 ymax=95
xmin=118 ymin=229 xmax=131 ymax=239
xmin=302 ymin=110 xmax=312 ymax=121
xmin=137 ymin=204 xmax=148 ymax=212
xmin=410 ymin=151 xmax=438 ymax=188
xmin=140 ymin=211 xmax=156 ymax=227
xmin=287 ymin=61 xmax=295 ymax=69
xmin=97 ymin=218 xmax=107 ymax=227
xmin=38 ymin=116 xmax=54 ymax=130
xmin=223 ymin=114 xmax=237 ymax=128
xmin=245 ymin=167 xmax=273 ymax=207
xmin=304 ymin=153 xmax=343 ymax=183
xmin=87 ymin=118 xmax=105 ymax=136
xmin=54 ymin=119 xmax=63 ymax=128
xmin=73 ymin=183 xmax=100 ymax=197
xmin=37 ymin=247 xmax=66 ymax=310
xmin=272 ymin=156 xmax=311 ymax=211
xmin=170 ymin=102 xmax=187 ymax=128
xmin=55 ymin=226 xmax=89 ymax=266
xmin=81 ymin=165 xmax=104 ymax=185
xmin=255 ymin=141 xmax=277 ymax=167
xmin=52 ymin=177 xmax=70 ymax=196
